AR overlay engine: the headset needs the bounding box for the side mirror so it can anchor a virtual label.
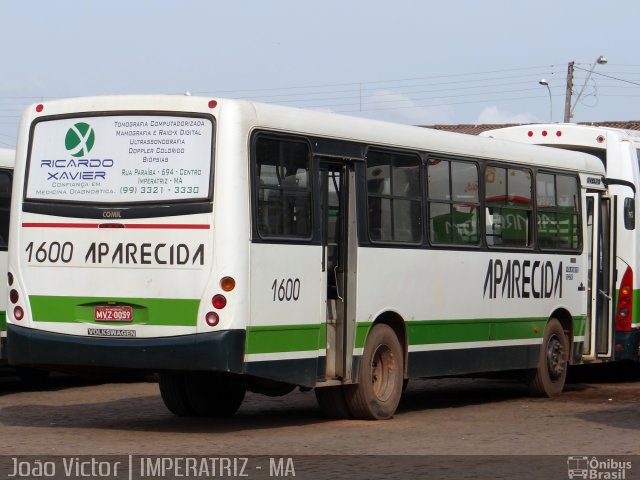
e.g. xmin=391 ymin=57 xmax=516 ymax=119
xmin=624 ymin=197 xmax=635 ymax=230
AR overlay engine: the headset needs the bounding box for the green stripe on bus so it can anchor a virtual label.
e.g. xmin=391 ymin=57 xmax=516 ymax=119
xmin=355 ymin=316 xmax=587 ymax=349
xmin=574 ymin=315 xmax=586 ymax=336
xmin=245 ymin=324 xmax=325 ymax=354
xmin=0 ymin=311 xmax=6 ymax=331
xmin=28 ymin=295 xmax=199 ymax=327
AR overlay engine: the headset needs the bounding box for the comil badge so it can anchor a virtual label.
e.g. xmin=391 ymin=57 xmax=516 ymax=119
xmin=65 ymin=122 xmax=95 ymax=157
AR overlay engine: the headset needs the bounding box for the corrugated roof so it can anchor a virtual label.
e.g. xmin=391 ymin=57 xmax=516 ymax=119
xmin=421 ymin=121 xmax=640 ymax=136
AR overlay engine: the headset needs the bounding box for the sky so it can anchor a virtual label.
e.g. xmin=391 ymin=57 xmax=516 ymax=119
xmin=0 ymin=0 xmax=638 ymax=149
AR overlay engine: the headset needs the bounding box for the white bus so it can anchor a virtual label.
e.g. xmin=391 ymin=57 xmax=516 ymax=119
xmin=481 ymin=124 xmax=639 ymax=364
xmin=7 ymin=96 xmax=610 ymax=419
xmin=0 ymin=148 xmax=14 ymax=365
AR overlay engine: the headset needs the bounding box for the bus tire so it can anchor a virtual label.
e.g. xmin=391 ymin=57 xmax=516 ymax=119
xmin=158 ymin=372 xmax=195 ymax=416
xmin=184 ymin=372 xmax=246 ymax=417
xmin=527 ymin=318 xmax=568 ymax=397
xmin=315 ymin=386 xmax=352 ymax=419
xmin=345 ymin=323 xmax=404 ymax=420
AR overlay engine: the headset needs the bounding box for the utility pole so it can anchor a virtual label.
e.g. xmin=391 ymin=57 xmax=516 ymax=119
xmin=563 ymin=61 xmax=574 ymax=122
xmin=563 ymin=56 xmax=607 ymax=123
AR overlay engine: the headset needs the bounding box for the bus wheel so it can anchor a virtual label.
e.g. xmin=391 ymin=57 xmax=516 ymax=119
xmin=158 ymin=372 xmax=195 ymax=416
xmin=527 ymin=318 xmax=568 ymax=397
xmin=345 ymin=324 xmax=404 ymax=420
xmin=184 ymin=372 xmax=246 ymax=417
xmin=315 ymin=386 xmax=352 ymax=419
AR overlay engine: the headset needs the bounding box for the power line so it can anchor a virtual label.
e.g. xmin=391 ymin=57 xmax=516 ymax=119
xmin=191 ymin=64 xmax=557 ymax=96
xmin=0 ymin=62 xmax=636 ymax=122
xmin=584 ymin=69 xmax=640 ymax=87
xmin=240 ymin=79 xmax=558 ymax=107
xmin=333 ymin=94 xmax=551 ymax=114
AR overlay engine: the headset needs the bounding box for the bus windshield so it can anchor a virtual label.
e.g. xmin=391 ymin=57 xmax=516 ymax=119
xmin=26 ymin=114 xmax=213 ymax=204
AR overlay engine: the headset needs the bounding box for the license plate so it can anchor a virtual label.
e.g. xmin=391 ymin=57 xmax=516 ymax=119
xmin=94 ymin=305 xmax=133 ymax=322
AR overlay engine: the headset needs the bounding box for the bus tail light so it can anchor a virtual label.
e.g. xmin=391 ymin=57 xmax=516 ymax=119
xmin=9 ymin=289 xmax=19 ymax=304
xmin=615 ymin=266 xmax=633 ymax=332
xmin=7 ymin=272 xmax=13 ymax=286
xmin=220 ymin=276 xmax=236 ymax=292
xmin=207 ymin=280 xmax=232 ymax=326
xmin=205 ymin=312 xmax=219 ymax=327
xmin=212 ymin=294 xmax=227 ymax=309
xmin=14 ymin=306 xmax=24 ymax=321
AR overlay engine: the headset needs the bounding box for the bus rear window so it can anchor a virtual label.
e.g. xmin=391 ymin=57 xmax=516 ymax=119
xmin=26 ymin=114 xmax=213 ymax=204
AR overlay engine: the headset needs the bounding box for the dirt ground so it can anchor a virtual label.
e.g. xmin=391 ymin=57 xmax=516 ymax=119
xmin=0 ymin=365 xmax=638 ymax=456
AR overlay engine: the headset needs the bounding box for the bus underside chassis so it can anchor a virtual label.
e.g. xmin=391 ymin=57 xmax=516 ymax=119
xmin=159 ymin=371 xmax=246 ymax=417
xmin=158 ymin=371 xmax=299 ymax=417
xmin=315 ymin=319 xmax=569 ymax=420
xmin=159 ymin=319 xmax=568 ymax=420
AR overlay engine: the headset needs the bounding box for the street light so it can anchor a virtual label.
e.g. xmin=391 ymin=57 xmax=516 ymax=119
xmin=539 ymin=79 xmax=552 ymax=122
xmin=564 ymin=55 xmax=607 ymax=122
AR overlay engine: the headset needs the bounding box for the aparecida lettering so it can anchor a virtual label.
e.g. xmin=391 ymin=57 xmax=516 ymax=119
xmin=84 ymin=242 xmax=205 ymax=266
xmin=483 ymin=259 xmax=563 ymax=299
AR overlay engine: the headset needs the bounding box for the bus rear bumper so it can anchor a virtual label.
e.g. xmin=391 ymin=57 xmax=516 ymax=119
xmin=7 ymin=324 xmax=245 ymax=373
xmin=614 ymin=329 xmax=640 ymax=361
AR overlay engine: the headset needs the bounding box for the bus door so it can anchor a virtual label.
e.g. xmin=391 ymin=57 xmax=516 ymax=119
xmin=584 ymin=193 xmax=614 ymax=360
xmin=318 ymin=159 xmax=357 ymax=381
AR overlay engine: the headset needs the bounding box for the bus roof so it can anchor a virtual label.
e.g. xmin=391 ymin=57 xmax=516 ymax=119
xmin=480 ymin=123 xmax=640 ymax=150
xmin=20 ymin=95 xmax=605 ymax=177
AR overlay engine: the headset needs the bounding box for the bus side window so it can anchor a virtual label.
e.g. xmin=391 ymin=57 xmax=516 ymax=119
xmin=556 ymin=175 xmax=580 ymax=249
xmin=0 ymin=170 xmax=10 ymax=248
xmin=485 ymin=166 xmax=532 ymax=248
xmin=537 ymin=173 xmax=580 ymax=250
xmin=428 ymin=159 xmax=480 ymax=246
xmin=366 ymin=149 xmax=422 ymax=244
xmin=254 ymin=136 xmax=312 ymax=239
